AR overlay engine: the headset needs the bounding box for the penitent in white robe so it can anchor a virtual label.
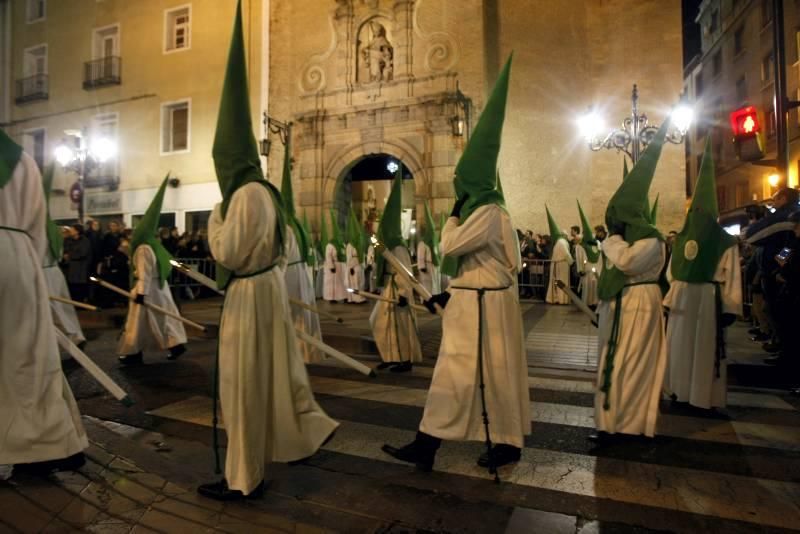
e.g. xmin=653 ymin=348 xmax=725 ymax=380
xmin=420 ymin=205 xmax=530 ymax=448
xmin=663 ymin=245 xmax=742 ymax=409
xmin=323 ymin=244 xmax=347 ymax=302
xmin=0 ymin=152 xmax=88 ymax=465
xmin=575 ymin=244 xmax=602 ymax=307
xmin=117 ymin=245 xmax=187 ymax=356
xmin=417 ymin=241 xmax=441 ymax=296
xmin=345 ymin=243 xmax=366 ymax=303
xmin=369 ymin=246 xmax=422 ymax=364
xmin=545 ymin=238 xmax=574 ymax=304
xmin=284 ymin=230 xmax=323 ymax=364
xmin=365 ymin=245 xmax=376 ymax=293
xmin=595 ymin=236 xmax=667 ymax=437
xmin=208 ymin=182 xmax=338 ymax=494
xmin=43 ymin=250 xmax=86 ymax=346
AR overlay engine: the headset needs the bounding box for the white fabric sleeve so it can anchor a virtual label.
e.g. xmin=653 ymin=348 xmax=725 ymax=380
xmin=134 ymin=246 xmax=154 ymax=295
xmin=20 ymin=154 xmax=48 ymax=262
xmin=207 ymin=184 xmax=274 ymax=272
xmin=325 ymin=244 xmax=335 ymax=270
xmin=602 ymin=235 xmax=662 ymax=276
xmin=718 ymin=245 xmax=743 ymax=315
xmin=441 ymin=206 xmax=494 ymax=258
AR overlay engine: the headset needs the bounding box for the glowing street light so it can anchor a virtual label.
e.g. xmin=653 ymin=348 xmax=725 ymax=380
xmin=386 ymin=160 xmax=399 ymax=174
xmin=768 ymin=173 xmax=780 ymax=188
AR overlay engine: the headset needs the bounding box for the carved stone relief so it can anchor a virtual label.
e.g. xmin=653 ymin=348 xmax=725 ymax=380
xmin=358 ymin=19 xmax=393 ymax=83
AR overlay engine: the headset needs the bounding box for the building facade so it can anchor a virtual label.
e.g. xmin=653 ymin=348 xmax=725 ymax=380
xmin=267 ymin=0 xmax=687 ymax=236
xmin=0 ymin=0 xmax=269 ymax=231
xmin=687 ymin=0 xmax=800 ymax=213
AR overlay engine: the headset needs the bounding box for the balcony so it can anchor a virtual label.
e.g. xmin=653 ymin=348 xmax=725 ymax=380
xmin=15 ymin=74 xmax=48 ymax=104
xmin=83 ymin=56 xmax=121 ymax=89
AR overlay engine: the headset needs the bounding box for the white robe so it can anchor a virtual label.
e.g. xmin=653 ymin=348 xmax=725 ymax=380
xmin=545 ymin=238 xmax=574 ymax=304
xmin=345 ymin=243 xmax=366 ymax=303
xmin=117 ymin=245 xmax=187 ymax=355
xmin=43 ymin=251 xmax=86 ymax=346
xmin=323 ymin=243 xmax=347 ymax=302
xmin=369 ymin=246 xmax=422 ymax=363
xmin=365 ymin=245 xmax=376 ymax=293
xmin=208 ymin=182 xmax=338 ymax=494
xmin=595 ymin=236 xmax=667 ymax=437
xmin=663 ymin=245 xmax=742 ymax=409
xmin=314 ymin=249 xmax=324 ymax=299
xmin=0 ymin=152 xmax=88 ymax=464
xmin=284 ymin=230 xmax=323 ymax=364
xmin=417 ymin=241 xmax=441 ymax=295
xmin=420 ymin=205 xmax=530 ymax=448
xmin=575 ymin=244 xmax=602 ymax=307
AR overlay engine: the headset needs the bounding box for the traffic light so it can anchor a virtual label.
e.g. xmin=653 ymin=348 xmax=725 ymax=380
xmin=729 ymin=106 xmax=765 ymax=161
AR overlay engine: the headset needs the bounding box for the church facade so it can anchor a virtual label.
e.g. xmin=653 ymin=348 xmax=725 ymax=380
xmin=267 ymin=0 xmax=686 ymax=235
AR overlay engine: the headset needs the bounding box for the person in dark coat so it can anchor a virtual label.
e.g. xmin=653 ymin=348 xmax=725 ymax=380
xmin=64 ymin=224 xmax=91 ymax=302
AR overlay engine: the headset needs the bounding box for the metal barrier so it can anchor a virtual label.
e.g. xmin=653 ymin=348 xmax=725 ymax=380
xmin=168 ymin=258 xmax=217 ymax=299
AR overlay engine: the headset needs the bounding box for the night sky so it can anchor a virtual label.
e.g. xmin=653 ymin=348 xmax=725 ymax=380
xmin=682 ymin=0 xmax=703 ymax=66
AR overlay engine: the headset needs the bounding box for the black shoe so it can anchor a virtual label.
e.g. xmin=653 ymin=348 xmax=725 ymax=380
xmin=118 ymin=352 xmax=143 ymax=365
xmin=76 ymin=340 xmax=88 ymax=351
xmin=381 ymin=432 xmax=440 ymax=472
xmin=751 ymin=333 xmax=770 ymax=342
xmin=790 ymin=388 xmax=800 ymax=397
xmin=748 ymin=327 xmax=762 ymax=336
xmin=167 ymin=344 xmax=187 ymax=360
xmin=477 ymin=444 xmax=521 ymax=468
xmin=390 ymin=361 xmax=412 ymax=373
xmin=763 ymin=342 xmax=782 ymax=353
xmin=15 ymin=452 xmax=86 ymax=475
xmin=376 ymin=361 xmax=398 ymax=370
xmin=197 ymin=479 xmax=264 ymax=501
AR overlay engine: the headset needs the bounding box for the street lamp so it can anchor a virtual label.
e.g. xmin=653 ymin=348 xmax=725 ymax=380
xmin=579 ymin=84 xmax=693 ymax=164
xmin=450 ymin=81 xmax=472 ymax=140
xmin=54 ymin=129 xmax=117 ymax=223
xmin=260 ymin=112 xmax=291 ymax=158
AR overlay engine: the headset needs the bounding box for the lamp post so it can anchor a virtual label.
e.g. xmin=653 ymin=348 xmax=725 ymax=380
xmin=260 ymin=112 xmax=291 ymax=158
xmin=578 ymin=84 xmax=693 ymax=165
xmin=450 ymin=81 xmax=472 ymax=141
xmin=54 ymin=129 xmax=116 ymax=223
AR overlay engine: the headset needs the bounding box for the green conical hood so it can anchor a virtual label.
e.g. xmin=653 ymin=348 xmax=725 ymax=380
xmin=577 ymin=200 xmax=600 ymax=263
xmin=421 ymin=201 xmax=440 ymax=266
xmin=650 ymin=194 xmax=659 ymax=225
xmin=439 ymin=212 xmax=447 ymax=242
xmin=546 ymin=205 xmax=563 ymax=244
xmin=42 ymin=165 xmax=64 ymax=262
xmin=452 ymin=54 xmax=512 ymax=224
xmin=318 ymin=211 xmax=328 ymax=257
xmin=280 ymin=142 xmax=310 ymax=264
xmin=347 ymin=207 xmax=365 ymax=262
xmin=211 ymin=1 xmax=284 ymax=289
xmin=375 ymin=167 xmax=406 ymax=285
xmin=598 ymin=120 xmax=669 ymax=300
xmin=0 ymin=128 xmax=23 ymax=190
xmin=671 ymin=139 xmax=737 ymax=283
xmin=329 ymin=209 xmax=346 ymax=262
xmin=130 ymin=176 xmax=172 ymax=287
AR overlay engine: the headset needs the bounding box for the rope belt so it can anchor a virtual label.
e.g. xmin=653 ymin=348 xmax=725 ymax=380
xmin=211 ymin=261 xmax=278 ymax=473
xmin=43 ymin=264 xmax=59 ymax=269
xmin=287 ymin=260 xmax=305 ymax=267
xmin=450 ymin=284 xmax=511 ymax=483
xmin=600 ymin=280 xmax=660 ymax=411
xmin=0 ymin=225 xmax=30 ymax=239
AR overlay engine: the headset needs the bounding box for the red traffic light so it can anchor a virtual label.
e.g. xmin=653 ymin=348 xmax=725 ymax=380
xmin=729 ymin=106 xmax=761 ymax=136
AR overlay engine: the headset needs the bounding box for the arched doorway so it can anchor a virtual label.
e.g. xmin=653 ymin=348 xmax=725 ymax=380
xmin=333 ymin=153 xmax=415 ymax=240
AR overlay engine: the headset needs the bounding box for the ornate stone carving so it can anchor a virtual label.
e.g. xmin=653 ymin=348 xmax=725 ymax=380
xmin=358 ymin=20 xmax=394 ymax=83
xmin=424 ymin=32 xmax=457 ymax=72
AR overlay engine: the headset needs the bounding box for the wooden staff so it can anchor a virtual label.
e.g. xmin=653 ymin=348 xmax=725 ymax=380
xmin=54 ymin=328 xmax=133 ymax=406
xmin=371 ymin=237 xmax=443 ymax=314
xmin=90 ymin=276 xmax=206 ymax=332
xmin=347 ymin=288 xmax=428 ymax=313
xmin=49 ymin=295 xmax=99 ymax=311
xmin=171 ymin=259 xmax=346 ymax=324
xmin=555 ymin=280 xmax=598 ymax=328
xmin=295 ymin=329 xmax=375 ymax=377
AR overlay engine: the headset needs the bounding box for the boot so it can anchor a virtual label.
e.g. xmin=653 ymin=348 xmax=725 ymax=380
xmin=167 ymin=344 xmax=187 ymax=360
xmin=381 ymin=431 xmax=440 ymax=472
xmin=376 ymin=361 xmax=398 ymax=370
xmin=118 ymin=352 xmax=143 ymax=366
xmin=15 ymin=452 xmax=86 ymax=475
xmin=197 ymin=479 xmax=264 ymax=501
xmin=390 ymin=361 xmax=412 ymax=373
xmin=477 ymin=444 xmax=521 ymax=469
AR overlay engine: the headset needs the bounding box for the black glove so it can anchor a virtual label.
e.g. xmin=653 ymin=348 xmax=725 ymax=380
xmin=423 ymin=292 xmax=451 ymax=314
xmin=397 ymin=296 xmax=409 ymax=308
xmin=609 ymin=222 xmax=626 ymax=237
xmin=721 ymin=313 xmax=736 ymax=328
xmin=450 ymin=194 xmax=470 ymax=218
xmin=330 ymin=268 xmax=336 ymax=273
xmin=350 ymin=268 xmax=355 ymax=276
xmin=134 ymin=294 xmax=145 ymax=305
xmin=420 ymin=268 xmax=428 ymax=273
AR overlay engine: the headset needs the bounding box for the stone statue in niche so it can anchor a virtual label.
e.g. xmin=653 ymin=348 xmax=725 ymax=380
xmin=360 ymin=21 xmax=393 ymax=83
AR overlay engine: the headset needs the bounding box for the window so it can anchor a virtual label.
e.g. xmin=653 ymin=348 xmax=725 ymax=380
xmin=760 ymin=0 xmax=772 ymax=28
xmin=761 ymin=52 xmax=774 ymax=83
xmin=710 ymin=9 xmax=719 ymax=34
xmin=717 ymin=185 xmax=728 ymax=211
xmin=695 ymin=72 xmax=704 ymax=97
xmin=91 ymin=113 xmax=119 ymax=182
xmin=164 ymin=5 xmax=191 ymax=53
xmin=23 ymin=129 xmax=46 ymax=171
xmin=23 ymin=44 xmax=47 ymax=77
xmin=26 ymin=0 xmax=45 ymax=23
xmin=767 ymin=107 xmax=776 ymax=137
xmin=93 ymin=24 xmax=120 ymax=60
xmin=736 ymin=76 xmax=747 ymax=103
xmin=734 ymin=26 xmax=745 ymax=55
xmin=712 ymin=50 xmax=722 ymax=77
xmin=185 ymin=210 xmax=211 ymax=233
xmin=133 ymin=212 xmax=176 ymax=230
xmin=161 ymin=99 xmax=190 ymax=154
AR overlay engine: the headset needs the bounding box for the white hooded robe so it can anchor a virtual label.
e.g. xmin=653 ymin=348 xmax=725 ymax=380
xmin=417 ymin=241 xmax=441 ymax=295
xmin=208 ymin=182 xmax=338 ymax=494
xmin=663 ymin=245 xmax=742 ymax=409
xmin=43 ymin=250 xmax=86 ymax=346
xmin=545 ymin=237 xmax=574 ymax=304
xmin=323 ymin=243 xmax=347 ymax=302
xmin=345 ymin=243 xmax=366 ymax=303
xmin=284 ymin=230 xmax=323 ymax=364
xmin=420 ymin=205 xmax=530 ymax=448
xmin=575 ymin=244 xmax=602 ymax=307
xmin=0 ymin=152 xmax=88 ymax=465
